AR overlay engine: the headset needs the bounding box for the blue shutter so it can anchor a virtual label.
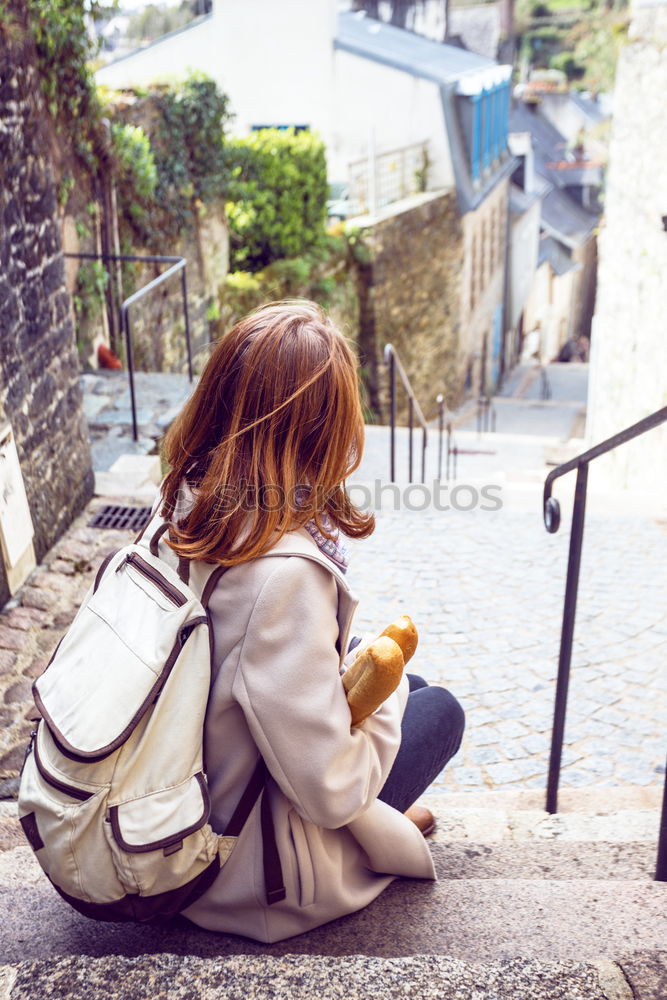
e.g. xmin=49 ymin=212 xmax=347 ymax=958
xmin=493 ymin=86 xmax=501 ymax=162
xmin=482 ymin=89 xmax=492 ymax=170
xmin=471 ymin=95 xmax=482 ymax=181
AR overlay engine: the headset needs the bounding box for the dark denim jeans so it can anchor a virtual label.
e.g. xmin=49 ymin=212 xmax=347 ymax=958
xmin=378 ymin=674 xmax=465 ymax=813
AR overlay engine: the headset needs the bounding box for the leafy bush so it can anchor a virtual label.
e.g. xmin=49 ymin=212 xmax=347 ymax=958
xmin=214 ymin=233 xmax=357 ymax=337
xmin=550 ymin=51 xmax=585 ymax=79
xmin=226 ymin=129 xmax=329 ymax=272
xmin=110 ymin=122 xmax=157 ymax=223
xmin=148 ymin=74 xmax=232 ymax=238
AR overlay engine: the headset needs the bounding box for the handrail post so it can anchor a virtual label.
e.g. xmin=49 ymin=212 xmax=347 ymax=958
xmin=121 ymin=304 xmax=139 ymax=443
xmin=446 ymin=422 xmax=452 ymax=482
xmin=181 ymin=266 xmax=193 ymax=382
xmin=388 ymin=348 xmax=396 ymax=482
xmin=421 ymin=426 xmax=427 ymax=485
xmin=408 ymin=397 xmax=414 ymax=482
xmin=436 ymin=394 xmax=444 ymax=481
xmin=384 ymin=342 xmax=429 ymax=484
xmin=656 ymin=761 xmax=667 ymax=881
xmin=546 ymin=461 xmax=589 ymax=814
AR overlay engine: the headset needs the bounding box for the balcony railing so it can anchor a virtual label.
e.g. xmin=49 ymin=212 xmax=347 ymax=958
xmin=349 ymin=141 xmax=429 ymax=217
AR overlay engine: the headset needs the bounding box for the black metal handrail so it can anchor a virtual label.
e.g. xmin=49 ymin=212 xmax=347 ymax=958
xmin=476 ymin=394 xmax=497 ymax=434
xmin=384 ymin=343 xmax=430 ymax=483
xmin=436 ymin=394 xmax=458 ymax=482
xmin=65 ymin=253 xmax=193 ymax=441
xmin=542 ymin=404 xmax=667 ymax=881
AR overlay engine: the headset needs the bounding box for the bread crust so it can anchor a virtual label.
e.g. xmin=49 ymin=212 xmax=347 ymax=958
xmin=381 ymin=615 xmax=418 ymax=664
xmin=343 ymin=635 xmax=404 ymax=726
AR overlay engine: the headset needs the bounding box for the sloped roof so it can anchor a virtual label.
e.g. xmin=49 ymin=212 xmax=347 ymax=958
xmin=569 ymin=90 xmax=608 ymax=126
xmin=509 ymin=100 xmax=599 ymax=246
xmin=541 ymin=187 xmax=597 ymax=248
xmin=509 ymin=101 xmax=601 ymax=190
xmin=509 ymin=179 xmax=546 ymax=216
xmin=336 ymin=10 xmax=510 ymax=93
xmin=537 ymin=234 xmax=580 ymax=276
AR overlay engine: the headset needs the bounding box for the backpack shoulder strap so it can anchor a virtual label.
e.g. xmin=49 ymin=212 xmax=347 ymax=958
xmin=135 ymin=514 xmax=226 ymax=606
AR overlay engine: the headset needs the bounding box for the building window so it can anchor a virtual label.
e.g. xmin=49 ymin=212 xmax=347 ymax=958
xmin=466 ymin=82 xmax=511 ymax=181
xmin=251 ymin=125 xmax=310 ymax=132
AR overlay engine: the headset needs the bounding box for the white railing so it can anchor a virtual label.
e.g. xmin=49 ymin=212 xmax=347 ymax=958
xmin=348 ymin=140 xmax=429 ymax=216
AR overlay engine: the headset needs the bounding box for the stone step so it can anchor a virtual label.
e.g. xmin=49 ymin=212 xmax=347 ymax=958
xmin=0 ymin=952 xmax=652 ymax=1000
xmin=1 ymin=844 xmax=666 ymax=965
xmin=425 ymin=799 xmax=661 ymax=844
xmin=431 ymin=840 xmax=656 ymax=880
xmin=2 ymin=789 xmax=661 ymax=855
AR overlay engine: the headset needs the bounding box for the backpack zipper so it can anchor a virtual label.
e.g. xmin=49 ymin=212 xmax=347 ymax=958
xmin=118 ymin=552 xmax=187 ymax=607
xmin=33 ymin=737 xmax=94 ymax=802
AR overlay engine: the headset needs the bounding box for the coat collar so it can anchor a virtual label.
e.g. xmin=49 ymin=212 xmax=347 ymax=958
xmin=261 ymin=527 xmax=353 ymax=594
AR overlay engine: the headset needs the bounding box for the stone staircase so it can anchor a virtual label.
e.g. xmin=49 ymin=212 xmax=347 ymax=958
xmin=1 ymin=789 xmax=665 ymax=999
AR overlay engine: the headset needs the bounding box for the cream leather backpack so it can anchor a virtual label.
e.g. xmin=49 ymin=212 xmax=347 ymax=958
xmin=18 ymin=517 xmax=284 ymax=922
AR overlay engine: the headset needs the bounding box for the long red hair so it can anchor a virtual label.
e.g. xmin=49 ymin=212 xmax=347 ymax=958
xmin=161 ymin=300 xmax=374 ymax=564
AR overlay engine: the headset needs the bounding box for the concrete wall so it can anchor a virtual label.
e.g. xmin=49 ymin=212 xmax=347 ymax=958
xmin=97 ymin=0 xmax=337 ymax=158
xmin=509 ymin=196 xmax=541 ymax=331
xmin=0 ymin=15 xmax=94 ymax=607
xmin=354 ymin=190 xmax=464 ymax=421
xmin=96 ymin=0 xmax=454 ymax=189
xmin=522 ymin=261 xmax=577 ymax=363
xmin=330 ymin=51 xmax=454 ymax=187
xmin=586 ymin=0 xmax=667 ymax=492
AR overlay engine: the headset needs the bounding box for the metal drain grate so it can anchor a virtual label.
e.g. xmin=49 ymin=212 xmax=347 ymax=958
xmin=88 ymin=504 xmax=152 ymax=531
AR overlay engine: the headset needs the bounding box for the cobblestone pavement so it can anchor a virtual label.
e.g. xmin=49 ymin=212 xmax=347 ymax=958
xmin=82 ymin=371 xmax=193 ymax=472
xmin=0 ymin=505 xmax=136 ymax=797
xmin=2 ymin=490 xmax=664 ymax=799
xmin=347 ymin=503 xmax=667 ymax=795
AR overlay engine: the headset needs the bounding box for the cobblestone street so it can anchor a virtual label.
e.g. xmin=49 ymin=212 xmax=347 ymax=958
xmin=347 ymin=503 xmax=667 ymax=795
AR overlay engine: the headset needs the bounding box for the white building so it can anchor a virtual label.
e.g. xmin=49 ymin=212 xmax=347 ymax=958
xmin=96 ymin=0 xmax=511 ymax=206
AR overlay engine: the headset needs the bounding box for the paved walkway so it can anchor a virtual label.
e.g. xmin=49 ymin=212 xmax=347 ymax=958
xmin=82 ymin=370 xmax=192 ymax=472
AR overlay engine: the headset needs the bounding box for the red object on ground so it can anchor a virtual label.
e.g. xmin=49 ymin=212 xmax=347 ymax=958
xmin=98 ymin=343 xmax=122 ymax=370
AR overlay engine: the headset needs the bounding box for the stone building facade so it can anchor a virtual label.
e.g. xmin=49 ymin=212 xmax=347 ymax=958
xmin=586 ymin=0 xmax=667 ymax=492
xmin=0 ymin=11 xmax=94 ymax=608
xmin=460 ymin=177 xmax=509 ymax=394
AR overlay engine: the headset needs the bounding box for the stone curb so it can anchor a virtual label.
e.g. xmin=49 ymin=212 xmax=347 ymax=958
xmin=0 ymin=953 xmax=640 ymax=1000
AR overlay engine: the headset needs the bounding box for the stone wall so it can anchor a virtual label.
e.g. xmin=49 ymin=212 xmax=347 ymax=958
xmin=0 ymin=13 xmax=94 ymax=608
xmin=355 ymin=190 xmax=464 ymax=423
xmin=99 ymin=91 xmax=230 ymax=376
xmin=586 ymin=0 xmax=667 ymax=492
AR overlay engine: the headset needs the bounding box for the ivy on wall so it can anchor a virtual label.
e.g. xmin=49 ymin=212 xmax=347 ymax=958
xmin=15 ymin=0 xmax=114 ymax=174
xmin=131 ymin=75 xmax=232 ymax=243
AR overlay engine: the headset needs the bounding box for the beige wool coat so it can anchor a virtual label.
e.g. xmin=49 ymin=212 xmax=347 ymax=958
xmin=180 ymin=526 xmax=436 ymax=942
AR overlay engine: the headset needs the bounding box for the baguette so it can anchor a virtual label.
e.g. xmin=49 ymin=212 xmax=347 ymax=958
xmin=343 ymin=635 xmax=405 ymax=726
xmin=381 ymin=615 xmax=418 ymax=665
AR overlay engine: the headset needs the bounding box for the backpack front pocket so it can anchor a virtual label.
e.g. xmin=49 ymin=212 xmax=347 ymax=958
xmin=106 ymin=772 xmax=224 ymax=898
xmin=33 ymin=548 xmax=200 ymax=761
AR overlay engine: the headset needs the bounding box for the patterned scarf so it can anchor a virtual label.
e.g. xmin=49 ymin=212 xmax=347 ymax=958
xmin=295 ymin=487 xmax=349 ymax=574
xmin=303 ymin=516 xmax=349 ymax=574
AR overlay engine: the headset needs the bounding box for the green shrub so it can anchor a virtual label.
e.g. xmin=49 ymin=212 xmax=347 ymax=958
xmin=550 ymin=51 xmax=585 ymax=78
xmin=215 ymin=233 xmax=357 ymax=337
xmin=110 ymin=122 xmax=158 ymax=224
xmin=226 ymin=129 xmax=329 ymax=272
